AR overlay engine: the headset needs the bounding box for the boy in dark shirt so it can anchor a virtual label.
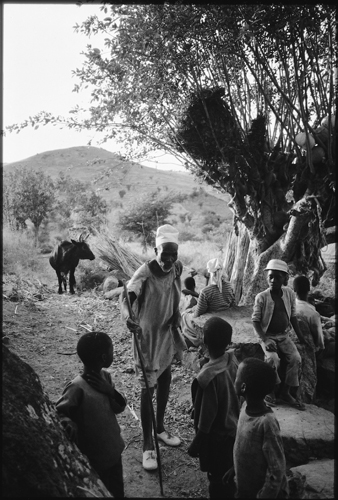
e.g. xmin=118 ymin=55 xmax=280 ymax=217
xmin=188 ymin=317 xmax=239 ymax=498
xmin=181 ymin=276 xmax=199 ymax=310
xmin=224 ymin=357 xmax=289 ymax=498
xmin=56 ymin=331 xmax=126 ymax=498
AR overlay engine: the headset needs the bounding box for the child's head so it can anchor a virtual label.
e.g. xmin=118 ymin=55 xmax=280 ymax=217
xmin=264 ymin=259 xmax=289 ymax=291
xmin=293 ymin=275 xmax=310 ymax=296
xmin=77 ymin=331 xmax=113 ymax=368
xmin=184 ymin=276 xmax=196 ymax=291
xmin=203 ymin=317 xmax=232 ymax=352
xmin=235 ymin=358 xmax=276 ymax=399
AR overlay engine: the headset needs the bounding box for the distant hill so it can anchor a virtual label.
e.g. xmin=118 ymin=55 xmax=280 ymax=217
xmin=3 ymin=146 xmax=233 ymax=227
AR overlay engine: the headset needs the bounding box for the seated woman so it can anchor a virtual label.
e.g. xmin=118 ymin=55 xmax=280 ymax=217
xmin=181 ymin=258 xmax=235 ymax=348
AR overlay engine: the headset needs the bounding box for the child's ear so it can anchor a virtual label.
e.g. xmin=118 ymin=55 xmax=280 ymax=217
xmin=240 ymin=382 xmax=246 ymax=394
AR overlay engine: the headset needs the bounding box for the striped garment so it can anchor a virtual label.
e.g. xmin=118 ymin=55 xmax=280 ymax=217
xmin=194 ymin=280 xmax=235 ymax=317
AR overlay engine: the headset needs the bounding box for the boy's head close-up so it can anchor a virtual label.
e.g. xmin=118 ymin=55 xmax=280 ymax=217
xmin=77 ymin=331 xmax=113 ymax=367
xmin=263 ymin=260 xmax=287 ymax=289
xmin=236 ymin=358 xmax=276 ymax=399
xmin=184 ymin=276 xmax=196 ymax=291
xmin=293 ymin=275 xmax=310 ymax=295
xmin=264 ymin=259 xmax=289 ymax=288
xmin=203 ymin=317 xmax=232 ymax=351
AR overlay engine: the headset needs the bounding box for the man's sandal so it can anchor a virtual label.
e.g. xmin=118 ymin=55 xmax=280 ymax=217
xmin=157 ymin=431 xmax=181 ymax=447
xmin=264 ymin=394 xmax=277 ymax=407
xmin=278 ymin=397 xmax=306 ymax=411
xmin=142 ymin=450 xmax=158 ymax=471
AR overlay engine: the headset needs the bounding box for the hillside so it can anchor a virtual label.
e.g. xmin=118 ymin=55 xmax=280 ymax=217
xmin=3 ymin=146 xmax=233 ymax=228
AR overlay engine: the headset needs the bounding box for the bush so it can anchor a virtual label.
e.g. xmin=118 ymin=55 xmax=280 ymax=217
xmin=177 ymin=240 xmax=224 ymax=271
xmin=3 ymin=226 xmax=45 ymax=275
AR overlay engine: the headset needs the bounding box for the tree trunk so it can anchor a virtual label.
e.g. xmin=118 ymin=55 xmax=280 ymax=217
xmin=229 ymin=224 xmax=250 ymax=303
xmin=233 ymin=196 xmax=326 ymax=305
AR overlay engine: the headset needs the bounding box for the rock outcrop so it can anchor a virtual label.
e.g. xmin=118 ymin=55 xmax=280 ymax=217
xmin=288 ymin=459 xmax=335 ymax=499
xmin=183 ymin=305 xmax=335 ymax=499
xmin=2 ymin=345 xmax=111 ymax=498
xmin=191 ymin=306 xmax=319 ymax=403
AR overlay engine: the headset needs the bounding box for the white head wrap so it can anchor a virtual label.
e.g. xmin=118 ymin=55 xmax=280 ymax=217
xmin=207 ymin=258 xmax=223 ymax=292
xmin=155 ymin=224 xmax=179 ymax=248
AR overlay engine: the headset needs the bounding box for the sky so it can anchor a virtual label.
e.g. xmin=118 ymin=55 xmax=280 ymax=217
xmin=2 ymin=3 xmax=185 ymax=171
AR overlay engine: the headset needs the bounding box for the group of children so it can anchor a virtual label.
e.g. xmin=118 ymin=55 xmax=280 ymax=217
xmin=55 ymin=319 xmax=288 ymax=499
xmin=56 ymin=258 xmax=319 ymax=498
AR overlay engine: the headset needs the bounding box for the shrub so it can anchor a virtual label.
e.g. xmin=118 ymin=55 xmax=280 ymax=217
xmin=3 ymin=226 xmax=45 ymax=275
xmin=178 ymin=240 xmax=224 ymax=270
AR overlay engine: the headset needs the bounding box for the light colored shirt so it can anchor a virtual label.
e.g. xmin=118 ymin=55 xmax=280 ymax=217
xmin=56 ymin=370 xmax=126 ymax=471
xmin=234 ymin=402 xmax=289 ymax=498
xmin=127 ymin=259 xmax=182 ymax=374
xmin=194 ymin=280 xmax=235 ymax=317
xmin=251 ymin=287 xmax=296 ymax=334
xmin=295 ymin=299 xmax=325 ymax=350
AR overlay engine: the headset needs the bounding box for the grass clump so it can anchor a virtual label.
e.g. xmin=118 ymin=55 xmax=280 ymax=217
xmin=3 ymin=226 xmax=45 ymax=276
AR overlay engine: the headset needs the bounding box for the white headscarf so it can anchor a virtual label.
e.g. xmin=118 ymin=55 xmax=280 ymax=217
xmin=207 ymin=258 xmax=223 ymax=292
xmin=155 ymin=224 xmax=179 ymax=247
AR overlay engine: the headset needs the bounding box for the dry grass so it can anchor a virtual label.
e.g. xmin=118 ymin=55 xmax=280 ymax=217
xmin=3 ymin=226 xmax=45 ymax=276
xmin=120 ymin=238 xmax=227 ymax=273
xmin=93 ymin=232 xmax=145 ymax=280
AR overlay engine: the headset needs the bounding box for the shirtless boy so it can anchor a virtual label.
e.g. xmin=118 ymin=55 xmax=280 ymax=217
xmin=252 ymin=259 xmax=306 ymax=410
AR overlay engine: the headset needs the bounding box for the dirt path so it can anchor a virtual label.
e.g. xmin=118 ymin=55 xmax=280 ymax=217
xmin=3 ymin=268 xmax=208 ymax=498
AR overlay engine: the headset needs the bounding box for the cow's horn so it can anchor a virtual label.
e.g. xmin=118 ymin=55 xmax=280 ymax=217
xmin=79 ymin=232 xmax=85 ymax=242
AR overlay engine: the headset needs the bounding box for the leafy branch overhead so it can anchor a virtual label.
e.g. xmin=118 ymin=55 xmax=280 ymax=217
xmin=6 ymin=4 xmax=336 ymax=287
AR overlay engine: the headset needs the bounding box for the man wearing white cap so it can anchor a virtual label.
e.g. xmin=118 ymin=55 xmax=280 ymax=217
xmin=122 ymin=224 xmax=186 ymax=470
xmin=252 ymin=259 xmax=306 ymax=410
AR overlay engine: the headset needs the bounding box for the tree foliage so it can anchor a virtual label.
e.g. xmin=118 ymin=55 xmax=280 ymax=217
xmin=3 ymin=167 xmax=55 ymax=238
xmin=6 ymin=4 xmax=336 ymax=284
xmin=117 ymin=190 xmax=181 ymax=249
xmin=53 ymin=172 xmax=109 ymax=232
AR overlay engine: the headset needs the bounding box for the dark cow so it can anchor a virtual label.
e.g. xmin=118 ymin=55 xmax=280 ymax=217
xmin=49 ymin=233 xmax=95 ymax=294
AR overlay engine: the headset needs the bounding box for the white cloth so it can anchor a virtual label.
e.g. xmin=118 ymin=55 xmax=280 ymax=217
xmin=207 ymin=258 xmax=223 ymax=292
xmin=155 ymin=224 xmax=179 ymax=247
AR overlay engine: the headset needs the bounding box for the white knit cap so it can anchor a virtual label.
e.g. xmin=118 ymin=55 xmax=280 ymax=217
xmin=264 ymin=259 xmax=289 ymax=274
xmin=155 ymin=224 xmax=179 ymax=247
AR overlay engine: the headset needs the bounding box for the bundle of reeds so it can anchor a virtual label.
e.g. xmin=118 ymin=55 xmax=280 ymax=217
xmin=94 ymin=232 xmax=144 ymax=280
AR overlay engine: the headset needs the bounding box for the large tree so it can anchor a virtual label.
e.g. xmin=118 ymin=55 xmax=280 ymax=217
xmin=3 ymin=167 xmax=55 ymax=243
xmin=7 ymin=4 xmax=336 ymax=302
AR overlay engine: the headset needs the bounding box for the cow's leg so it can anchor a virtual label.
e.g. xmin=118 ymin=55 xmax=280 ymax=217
xmin=62 ymin=274 xmax=67 ymax=293
xmin=69 ymin=268 xmax=76 ymax=294
xmin=56 ymin=271 xmax=63 ymax=294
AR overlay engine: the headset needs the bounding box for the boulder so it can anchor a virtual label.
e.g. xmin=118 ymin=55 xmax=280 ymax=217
xmin=2 ymin=345 xmax=111 ymax=498
xmin=192 ymin=307 xmax=318 ymax=402
xmin=104 ymin=287 xmax=123 ymax=300
xmin=103 ymin=275 xmax=119 ymax=293
xmin=273 ymin=405 xmax=334 ymax=465
xmin=192 ymin=305 xmax=258 ymax=344
xmin=288 ymin=459 xmax=334 ymax=499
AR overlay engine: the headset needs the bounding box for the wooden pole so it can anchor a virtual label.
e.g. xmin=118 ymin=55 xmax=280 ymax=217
xmin=122 ymin=282 xmax=164 ymax=496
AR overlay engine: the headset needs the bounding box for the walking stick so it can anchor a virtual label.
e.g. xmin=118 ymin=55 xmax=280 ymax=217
xmin=122 ymin=282 xmax=164 ymax=497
